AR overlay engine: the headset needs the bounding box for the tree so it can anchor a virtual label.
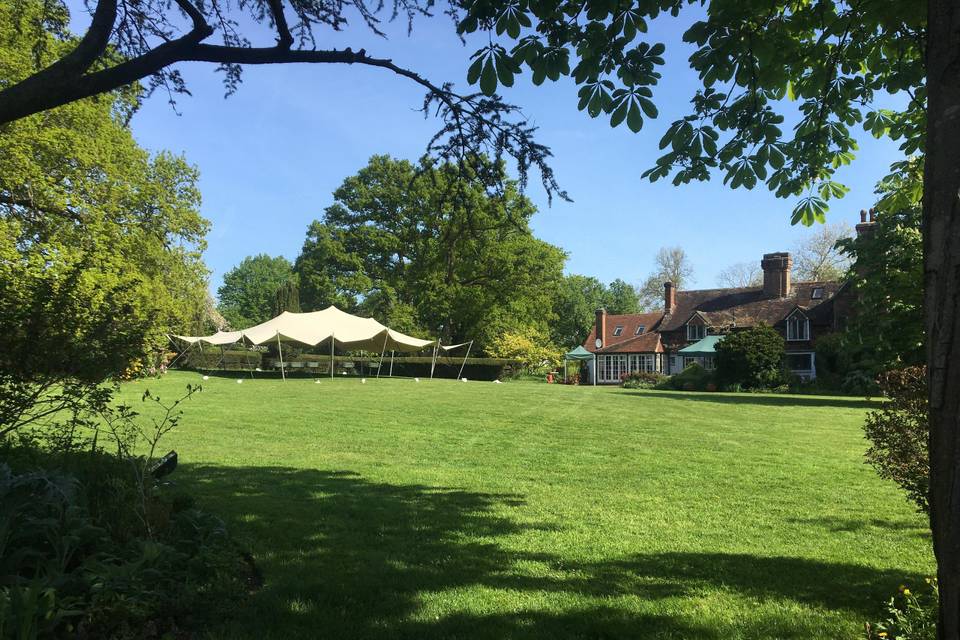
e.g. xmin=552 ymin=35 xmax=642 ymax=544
xmin=217 ymin=254 xmax=294 ymax=329
xmin=1 ymin=3 xmax=209 ymax=436
xmin=716 ymin=262 xmax=762 ymax=289
xmin=294 ymin=155 xmax=566 ymax=349
xmin=551 ymin=274 xmax=608 ymax=347
xmin=272 ymin=279 xmax=301 ymax=316
xmin=792 ymin=223 xmax=853 ymax=282
xmin=836 ymin=163 xmax=924 ymax=377
xmin=604 ymin=279 xmax=642 ymax=314
xmin=638 ymin=247 xmax=694 ymax=310
xmin=714 ymin=325 xmax=786 ymax=390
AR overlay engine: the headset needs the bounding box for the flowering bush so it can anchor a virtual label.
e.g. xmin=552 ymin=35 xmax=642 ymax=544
xmin=621 ymin=371 xmax=667 ymax=389
xmin=865 ymin=580 xmax=937 ymax=640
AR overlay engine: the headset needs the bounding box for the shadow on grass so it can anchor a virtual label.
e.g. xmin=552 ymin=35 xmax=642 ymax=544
xmin=618 ymin=389 xmax=881 ymax=409
xmin=182 ymin=464 xmax=918 ymax=639
xmin=788 ymin=515 xmax=931 ymax=537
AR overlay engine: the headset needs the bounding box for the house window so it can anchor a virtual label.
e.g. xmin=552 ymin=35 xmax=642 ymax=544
xmin=600 ymin=354 xmax=627 ymax=382
xmin=786 ymin=353 xmax=814 ymax=372
xmin=787 ymin=314 xmax=810 ymax=341
xmin=683 ymin=356 xmax=698 ymax=369
xmin=687 ymin=323 xmax=706 ymax=341
xmin=613 ymin=325 xmax=623 ymax=337
xmin=635 ymin=325 xmax=645 ymax=335
xmin=628 ymin=354 xmax=655 ymax=373
xmin=811 ymin=287 xmax=824 ymax=299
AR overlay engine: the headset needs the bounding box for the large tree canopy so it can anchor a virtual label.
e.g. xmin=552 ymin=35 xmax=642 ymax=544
xmin=1 ymin=2 xmax=210 ymax=434
xmin=295 ymin=155 xmax=566 ymax=348
xmin=217 ymin=254 xmax=296 ymax=328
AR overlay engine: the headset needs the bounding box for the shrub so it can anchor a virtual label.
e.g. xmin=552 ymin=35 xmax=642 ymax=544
xmin=486 ymin=327 xmax=562 ymax=374
xmin=715 ymin=325 xmax=786 ymax=390
xmin=621 ymin=371 xmax=667 ymax=389
xmin=865 ymin=580 xmax=937 ymax=640
xmin=0 ymin=457 xmax=249 ymax=639
xmin=668 ymin=363 xmax=715 ymax=392
xmin=863 ymin=366 xmax=928 ymax=514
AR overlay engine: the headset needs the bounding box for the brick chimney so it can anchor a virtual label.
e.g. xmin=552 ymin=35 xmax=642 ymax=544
xmin=856 ymin=208 xmax=877 ymax=238
xmin=761 ymin=252 xmax=792 ymax=298
xmin=595 ymin=308 xmax=607 ymax=348
xmin=664 ymin=282 xmax=676 ymax=314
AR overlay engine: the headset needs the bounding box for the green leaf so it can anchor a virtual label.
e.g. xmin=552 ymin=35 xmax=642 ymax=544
xmin=610 ymin=100 xmax=629 ymax=128
xmin=480 ymin=57 xmax=497 ymax=95
xmin=638 ymin=97 xmax=658 ymax=118
xmin=467 ymin=57 xmax=484 ymax=85
xmin=626 ymin=100 xmax=643 ymax=133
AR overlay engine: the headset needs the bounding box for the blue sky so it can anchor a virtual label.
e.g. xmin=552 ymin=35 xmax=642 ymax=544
xmin=86 ymin=4 xmax=905 ymax=296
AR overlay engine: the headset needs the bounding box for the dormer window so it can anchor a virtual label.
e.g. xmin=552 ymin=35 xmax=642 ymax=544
xmin=811 ymin=287 xmax=824 ymax=300
xmin=635 ymin=325 xmax=645 ymax=335
xmin=613 ymin=325 xmax=623 ymax=337
xmin=686 ymin=323 xmax=706 ymax=341
xmin=787 ymin=314 xmax=810 ymax=341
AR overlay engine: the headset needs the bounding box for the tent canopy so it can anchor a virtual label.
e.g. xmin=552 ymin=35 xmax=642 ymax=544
xmin=678 ymin=335 xmax=724 ymax=356
xmin=174 ymin=306 xmax=434 ymax=352
xmin=564 ymin=345 xmax=596 ymax=361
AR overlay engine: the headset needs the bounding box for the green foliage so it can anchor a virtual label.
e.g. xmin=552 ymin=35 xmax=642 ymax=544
xmin=550 ymin=275 xmax=641 ymax=347
xmin=294 ymin=155 xmax=566 ymax=350
xmin=621 ymin=370 xmax=667 ymax=389
xmin=866 ymin=581 xmax=938 ymax=640
xmin=457 ymin=0 xmax=923 ymax=226
xmin=0 ymin=2 xmax=210 ymax=439
xmin=272 ymin=279 xmax=302 ymax=316
xmin=604 ymin=279 xmax=642 ymax=314
xmin=837 ymin=170 xmax=924 ymax=377
xmin=715 ymin=325 xmax=786 ymax=390
xmin=485 ymin=326 xmax=562 ymax=373
xmin=0 ymin=460 xmax=247 ymax=639
xmin=667 ymin=362 xmax=715 ymax=392
xmin=864 ymin=367 xmax=928 ymax=514
xmin=217 ymin=254 xmax=295 ymax=329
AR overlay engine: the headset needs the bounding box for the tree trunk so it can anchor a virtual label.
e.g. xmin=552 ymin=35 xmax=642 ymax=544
xmin=925 ymin=1 xmax=960 ymax=637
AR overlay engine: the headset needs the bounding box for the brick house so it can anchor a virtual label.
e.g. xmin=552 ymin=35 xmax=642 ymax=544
xmin=579 ymin=214 xmax=876 ymax=384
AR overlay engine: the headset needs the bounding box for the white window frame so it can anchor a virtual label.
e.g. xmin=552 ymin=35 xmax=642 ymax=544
xmin=786 ymin=313 xmax=810 ymax=341
xmin=613 ymin=325 xmax=624 ymax=337
xmin=786 ymin=352 xmax=816 ymax=379
xmin=628 ymin=354 xmax=656 ymax=373
xmin=687 ymin=323 xmax=706 ymax=341
xmin=635 ymin=325 xmax=645 ymax=335
xmin=599 ymin=354 xmax=628 ymax=382
xmin=811 ymin=287 xmax=824 ymax=300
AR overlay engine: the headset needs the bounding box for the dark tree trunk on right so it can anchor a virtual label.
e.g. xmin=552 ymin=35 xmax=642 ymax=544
xmin=925 ymin=0 xmax=960 ymax=637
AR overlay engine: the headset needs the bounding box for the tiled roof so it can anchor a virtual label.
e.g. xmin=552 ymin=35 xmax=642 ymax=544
xmin=659 ymin=281 xmax=845 ymax=332
xmin=582 ymin=312 xmax=664 ymax=353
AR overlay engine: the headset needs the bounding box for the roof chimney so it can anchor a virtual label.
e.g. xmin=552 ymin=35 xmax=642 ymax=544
xmin=761 ymin=252 xmax=792 ymax=298
xmin=664 ymin=282 xmax=676 ymax=314
xmin=595 ymin=308 xmax=607 ymax=348
xmin=856 ymin=207 xmax=878 ymax=238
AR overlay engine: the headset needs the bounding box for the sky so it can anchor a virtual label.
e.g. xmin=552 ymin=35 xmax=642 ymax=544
xmin=72 ymin=3 xmax=906 ymax=296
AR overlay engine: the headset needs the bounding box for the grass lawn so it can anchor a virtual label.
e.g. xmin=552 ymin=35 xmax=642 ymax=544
xmin=118 ymin=371 xmax=934 ymax=639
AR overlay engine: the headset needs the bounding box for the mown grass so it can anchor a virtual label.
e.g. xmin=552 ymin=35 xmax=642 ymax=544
xmin=118 ymin=371 xmax=934 ymax=639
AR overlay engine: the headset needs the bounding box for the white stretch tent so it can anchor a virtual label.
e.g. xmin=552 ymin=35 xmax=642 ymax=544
xmin=173 ymin=306 xmax=435 ymax=379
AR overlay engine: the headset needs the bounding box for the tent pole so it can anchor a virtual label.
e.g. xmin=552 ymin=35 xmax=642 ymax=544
xmin=430 ymin=341 xmax=439 ymax=379
xmin=457 ymin=341 xmax=473 ymax=380
xmin=245 ymin=342 xmax=255 ymax=379
xmin=330 ymin=335 xmax=335 ymax=379
xmin=389 ymin=350 xmax=394 ymax=377
xmin=166 ymin=340 xmax=194 ymax=370
xmin=564 ymin=359 xmax=567 ymax=384
xmin=277 ymin=332 xmax=285 ymax=381
xmin=593 ymin=354 xmax=597 ymax=386
xmin=376 ymin=333 xmax=388 ymax=379
xmin=215 ymin=345 xmax=226 ymax=371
